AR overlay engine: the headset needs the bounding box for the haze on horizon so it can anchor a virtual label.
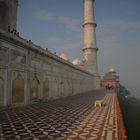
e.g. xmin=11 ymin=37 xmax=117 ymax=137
xmin=17 ymin=0 xmax=140 ymax=98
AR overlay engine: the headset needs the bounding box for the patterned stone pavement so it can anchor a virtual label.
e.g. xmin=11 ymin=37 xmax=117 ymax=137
xmin=0 ymin=90 xmax=125 ymax=140
xmin=0 ymin=90 xmax=106 ymax=140
xmin=67 ymin=93 xmax=118 ymax=140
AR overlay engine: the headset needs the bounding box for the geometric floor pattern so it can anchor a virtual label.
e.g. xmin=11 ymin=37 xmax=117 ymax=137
xmin=67 ymin=93 xmax=118 ymax=140
xmin=0 ymin=90 xmax=119 ymax=140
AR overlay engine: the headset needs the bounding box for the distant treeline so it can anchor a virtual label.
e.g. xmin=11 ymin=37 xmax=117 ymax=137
xmin=118 ymin=85 xmax=131 ymax=96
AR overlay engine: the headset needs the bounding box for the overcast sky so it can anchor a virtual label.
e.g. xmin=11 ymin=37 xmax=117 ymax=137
xmin=17 ymin=0 xmax=140 ymax=98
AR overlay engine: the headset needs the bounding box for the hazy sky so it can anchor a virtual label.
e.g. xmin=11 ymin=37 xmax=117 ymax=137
xmin=17 ymin=0 xmax=140 ymax=98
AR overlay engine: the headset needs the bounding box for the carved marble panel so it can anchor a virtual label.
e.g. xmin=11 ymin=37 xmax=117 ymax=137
xmin=31 ymin=59 xmax=42 ymax=68
xmin=67 ymin=80 xmax=72 ymax=95
xmin=59 ymin=79 xmax=64 ymax=97
xmin=11 ymin=50 xmax=26 ymax=64
xmin=43 ymin=63 xmax=51 ymax=71
xmin=0 ymin=69 xmax=5 ymax=76
xmin=30 ymin=76 xmax=40 ymax=100
xmin=53 ymin=78 xmax=58 ymax=97
xmin=43 ymin=78 xmax=49 ymax=99
xmin=12 ymin=73 xmax=24 ymax=103
xmin=0 ymin=46 xmax=8 ymax=63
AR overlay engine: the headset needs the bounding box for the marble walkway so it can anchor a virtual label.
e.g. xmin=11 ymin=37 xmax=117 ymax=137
xmin=0 ymin=91 xmax=125 ymax=140
xmin=67 ymin=93 xmax=119 ymax=140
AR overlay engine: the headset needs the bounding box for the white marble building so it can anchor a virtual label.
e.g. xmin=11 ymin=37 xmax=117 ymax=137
xmin=0 ymin=0 xmax=100 ymax=107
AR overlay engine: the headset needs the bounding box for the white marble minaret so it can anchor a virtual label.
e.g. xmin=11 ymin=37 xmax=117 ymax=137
xmin=83 ymin=0 xmax=100 ymax=89
xmin=0 ymin=0 xmax=18 ymax=31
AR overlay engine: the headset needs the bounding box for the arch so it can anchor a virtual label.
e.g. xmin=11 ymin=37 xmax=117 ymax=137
xmin=71 ymin=80 xmax=74 ymax=95
xmin=68 ymin=80 xmax=73 ymax=96
xmin=57 ymin=78 xmax=61 ymax=97
xmin=12 ymin=74 xmax=24 ymax=103
xmin=52 ymin=78 xmax=58 ymax=98
xmin=73 ymin=79 xmax=78 ymax=94
xmin=60 ymin=80 xmax=64 ymax=97
xmin=30 ymin=76 xmax=40 ymax=101
xmin=43 ymin=78 xmax=49 ymax=99
xmin=0 ymin=77 xmax=4 ymax=106
xmin=65 ymin=79 xmax=71 ymax=96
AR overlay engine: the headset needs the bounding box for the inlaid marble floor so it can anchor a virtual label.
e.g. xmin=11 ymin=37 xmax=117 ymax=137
xmin=0 ymin=90 xmax=121 ymax=140
xmin=67 ymin=93 xmax=118 ymax=140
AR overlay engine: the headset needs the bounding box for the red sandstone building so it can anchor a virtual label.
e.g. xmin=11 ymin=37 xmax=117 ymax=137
xmin=101 ymin=69 xmax=120 ymax=89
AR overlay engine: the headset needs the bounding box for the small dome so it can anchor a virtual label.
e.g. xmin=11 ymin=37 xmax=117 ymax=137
xmin=109 ymin=68 xmax=115 ymax=72
xmin=72 ymin=58 xmax=81 ymax=65
xmin=59 ymin=53 xmax=68 ymax=60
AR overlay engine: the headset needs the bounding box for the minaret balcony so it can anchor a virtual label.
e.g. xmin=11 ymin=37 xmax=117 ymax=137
xmin=83 ymin=21 xmax=97 ymax=27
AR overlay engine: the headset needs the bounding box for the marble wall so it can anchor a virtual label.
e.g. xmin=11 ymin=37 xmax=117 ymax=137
xmin=0 ymin=31 xmax=95 ymax=107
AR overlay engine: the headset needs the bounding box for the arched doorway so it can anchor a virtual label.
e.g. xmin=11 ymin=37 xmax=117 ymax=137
xmin=12 ymin=74 xmax=24 ymax=104
xmin=60 ymin=80 xmax=64 ymax=97
xmin=43 ymin=78 xmax=49 ymax=99
xmin=30 ymin=76 xmax=40 ymax=101
xmin=67 ymin=80 xmax=72 ymax=96
xmin=64 ymin=80 xmax=69 ymax=96
xmin=0 ymin=78 xmax=4 ymax=106
xmin=53 ymin=78 xmax=58 ymax=98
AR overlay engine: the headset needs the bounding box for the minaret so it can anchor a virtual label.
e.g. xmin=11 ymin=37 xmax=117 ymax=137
xmin=83 ymin=0 xmax=100 ymax=89
xmin=0 ymin=0 xmax=18 ymax=31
